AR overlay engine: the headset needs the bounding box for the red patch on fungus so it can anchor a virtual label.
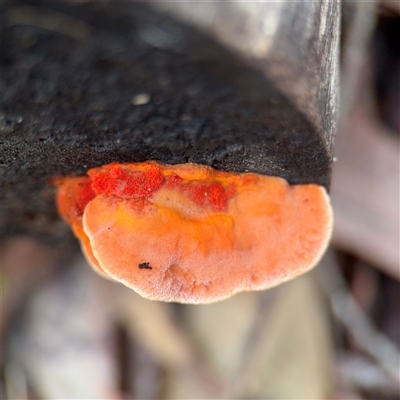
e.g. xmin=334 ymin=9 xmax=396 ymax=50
xmin=90 ymin=163 xmax=165 ymax=198
xmin=55 ymin=161 xmax=332 ymax=303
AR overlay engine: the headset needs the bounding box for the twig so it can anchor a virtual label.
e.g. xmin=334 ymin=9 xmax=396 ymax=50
xmin=318 ymin=249 xmax=400 ymax=383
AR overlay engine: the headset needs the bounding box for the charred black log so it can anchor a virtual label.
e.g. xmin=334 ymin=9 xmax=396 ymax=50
xmin=1 ymin=1 xmax=339 ymax=242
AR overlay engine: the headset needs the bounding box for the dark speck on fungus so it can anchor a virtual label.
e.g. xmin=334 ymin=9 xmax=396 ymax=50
xmin=139 ymin=262 xmax=152 ymax=270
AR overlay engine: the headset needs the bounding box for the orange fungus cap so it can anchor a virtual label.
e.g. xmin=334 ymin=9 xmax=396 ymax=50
xmin=55 ymin=162 xmax=332 ymax=303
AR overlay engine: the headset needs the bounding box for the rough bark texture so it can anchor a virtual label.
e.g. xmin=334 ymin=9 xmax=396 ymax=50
xmin=1 ymin=1 xmax=339 ymax=243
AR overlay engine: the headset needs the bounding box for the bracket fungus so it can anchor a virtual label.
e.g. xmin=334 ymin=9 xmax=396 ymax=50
xmin=55 ymin=162 xmax=332 ymax=303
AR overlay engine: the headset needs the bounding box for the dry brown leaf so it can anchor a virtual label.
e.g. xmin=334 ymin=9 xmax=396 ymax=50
xmin=114 ymin=286 xmax=223 ymax=398
xmin=229 ymin=273 xmax=334 ymax=399
xmin=182 ymin=291 xmax=260 ymax=382
xmin=1 ymin=237 xmax=57 ymax=336
xmin=114 ymin=289 xmax=192 ymax=368
xmin=7 ymin=258 xmax=118 ymax=399
xmin=331 ymin=101 xmax=400 ymax=278
xmin=165 ymin=366 xmax=222 ymax=400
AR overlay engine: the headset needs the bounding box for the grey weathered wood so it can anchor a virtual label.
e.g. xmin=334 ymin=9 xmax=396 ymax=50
xmin=155 ymin=1 xmax=339 ymax=153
